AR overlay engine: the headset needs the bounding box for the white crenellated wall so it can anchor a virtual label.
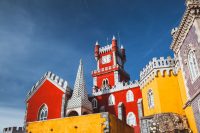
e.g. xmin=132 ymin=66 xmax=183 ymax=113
xmin=3 ymin=127 xmax=24 ymax=133
xmin=139 ymin=56 xmax=178 ymax=88
xmin=26 ymin=71 xmax=71 ymax=101
xmin=92 ymin=80 xmax=139 ymax=96
xmin=99 ymin=44 xmax=112 ymax=54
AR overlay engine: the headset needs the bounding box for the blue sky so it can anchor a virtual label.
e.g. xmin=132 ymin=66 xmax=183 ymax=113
xmin=0 ymin=0 xmax=185 ymax=131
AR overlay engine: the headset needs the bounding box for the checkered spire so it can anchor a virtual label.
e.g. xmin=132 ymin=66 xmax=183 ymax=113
xmin=66 ymin=59 xmax=92 ymax=113
xmin=72 ymin=59 xmax=88 ymax=99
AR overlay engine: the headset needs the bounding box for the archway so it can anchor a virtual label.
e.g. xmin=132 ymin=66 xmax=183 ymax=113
xmin=68 ymin=111 xmax=78 ymax=117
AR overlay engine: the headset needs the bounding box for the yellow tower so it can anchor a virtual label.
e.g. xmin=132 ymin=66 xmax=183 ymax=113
xmin=139 ymin=56 xmax=190 ymax=133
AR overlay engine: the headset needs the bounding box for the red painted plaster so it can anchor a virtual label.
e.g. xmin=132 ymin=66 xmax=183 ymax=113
xmin=26 ymin=80 xmax=64 ymax=122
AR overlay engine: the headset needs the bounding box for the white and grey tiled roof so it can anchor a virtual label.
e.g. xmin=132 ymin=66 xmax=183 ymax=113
xmin=67 ymin=59 xmax=92 ymax=110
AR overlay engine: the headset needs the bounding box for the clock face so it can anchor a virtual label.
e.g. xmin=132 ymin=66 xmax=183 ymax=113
xmin=102 ymin=55 xmax=111 ymax=64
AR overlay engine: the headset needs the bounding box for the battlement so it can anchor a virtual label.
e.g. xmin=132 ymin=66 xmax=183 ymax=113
xmin=99 ymin=44 xmax=112 ymax=54
xmin=26 ymin=71 xmax=71 ymax=101
xmin=140 ymin=56 xmax=177 ymax=88
xmin=3 ymin=127 xmax=24 ymax=133
xmin=186 ymin=0 xmax=200 ymax=6
xmin=92 ymin=80 xmax=139 ymax=96
xmin=92 ymin=65 xmax=119 ymax=75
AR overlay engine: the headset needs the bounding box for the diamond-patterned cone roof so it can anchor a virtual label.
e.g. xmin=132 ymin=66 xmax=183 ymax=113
xmin=72 ymin=59 xmax=89 ymax=99
xmin=67 ymin=59 xmax=92 ymax=111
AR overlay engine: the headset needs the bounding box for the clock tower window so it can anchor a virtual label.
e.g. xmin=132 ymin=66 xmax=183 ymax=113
xmin=102 ymin=79 xmax=109 ymax=89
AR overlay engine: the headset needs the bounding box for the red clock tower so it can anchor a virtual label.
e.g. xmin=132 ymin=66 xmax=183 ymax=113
xmin=91 ymin=36 xmax=142 ymax=132
xmin=92 ymin=36 xmax=130 ymax=91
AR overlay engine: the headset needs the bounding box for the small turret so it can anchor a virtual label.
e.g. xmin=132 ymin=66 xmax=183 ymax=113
xmin=112 ymin=35 xmax=118 ymax=52
xmin=94 ymin=41 xmax=100 ymax=61
xmin=171 ymin=27 xmax=178 ymax=38
xmin=120 ymin=45 xmax=126 ymax=62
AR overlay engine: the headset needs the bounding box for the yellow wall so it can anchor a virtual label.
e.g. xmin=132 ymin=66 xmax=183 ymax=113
xmin=141 ymin=69 xmax=197 ymax=132
xmin=26 ymin=113 xmax=134 ymax=133
xmin=177 ymin=70 xmax=197 ymax=133
xmin=142 ymin=70 xmax=185 ymax=116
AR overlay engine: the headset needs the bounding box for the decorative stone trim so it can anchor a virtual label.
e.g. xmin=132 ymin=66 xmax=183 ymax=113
xmin=3 ymin=127 xmax=24 ymax=133
xmin=92 ymin=65 xmax=130 ymax=78
xmin=139 ymin=57 xmax=177 ymax=88
xmin=92 ymin=80 xmax=139 ymax=96
xmin=101 ymin=112 xmax=110 ymax=133
xmin=170 ymin=1 xmax=200 ymax=53
xmin=26 ymin=71 xmax=71 ymax=102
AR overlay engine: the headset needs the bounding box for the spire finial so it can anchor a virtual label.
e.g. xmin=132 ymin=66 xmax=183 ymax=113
xmin=121 ymin=45 xmax=124 ymax=49
xmin=80 ymin=58 xmax=82 ymax=65
xmin=95 ymin=41 xmax=99 ymax=45
xmin=112 ymin=35 xmax=116 ymax=40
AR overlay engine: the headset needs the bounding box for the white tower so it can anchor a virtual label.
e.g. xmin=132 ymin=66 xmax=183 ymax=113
xmin=66 ymin=59 xmax=92 ymax=116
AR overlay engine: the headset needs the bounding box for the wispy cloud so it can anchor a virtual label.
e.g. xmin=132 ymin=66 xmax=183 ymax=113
xmin=0 ymin=106 xmax=24 ymax=133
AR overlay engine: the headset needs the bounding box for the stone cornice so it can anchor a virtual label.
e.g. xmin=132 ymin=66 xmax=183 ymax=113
xmin=92 ymin=80 xmax=139 ymax=96
xmin=170 ymin=2 xmax=200 ymax=53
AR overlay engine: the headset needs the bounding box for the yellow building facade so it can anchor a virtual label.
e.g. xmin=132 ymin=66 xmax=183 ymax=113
xmin=139 ymin=57 xmax=193 ymax=132
xmin=26 ymin=112 xmax=134 ymax=133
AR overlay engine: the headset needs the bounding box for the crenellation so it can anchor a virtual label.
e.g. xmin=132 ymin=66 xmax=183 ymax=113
xmin=3 ymin=127 xmax=24 ymax=133
xmin=92 ymin=80 xmax=139 ymax=96
xmin=99 ymin=44 xmax=112 ymax=54
xmin=139 ymin=57 xmax=177 ymax=88
xmin=26 ymin=71 xmax=70 ymax=101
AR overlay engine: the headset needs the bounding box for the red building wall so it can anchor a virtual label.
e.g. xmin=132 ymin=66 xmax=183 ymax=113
xmin=96 ymin=71 xmax=115 ymax=88
xmin=91 ymin=86 xmax=142 ymax=132
xmin=26 ymin=80 xmax=65 ymax=122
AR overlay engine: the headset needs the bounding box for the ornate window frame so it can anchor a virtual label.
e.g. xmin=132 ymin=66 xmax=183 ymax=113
xmin=92 ymin=98 xmax=98 ymax=109
xmin=188 ymin=50 xmax=200 ymax=82
xmin=126 ymin=90 xmax=134 ymax=102
xmin=108 ymin=94 xmax=115 ymax=106
xmin=38 ymin=104 xmax=48 ymax=121
xmin=147 ymin=89 xmax=154 ymax=109
xmin=126 ymin=112 xmax=137 ymax=126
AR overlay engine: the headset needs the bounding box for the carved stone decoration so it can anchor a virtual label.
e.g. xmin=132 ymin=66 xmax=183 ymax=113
xmin=149 ymin=113 xmax=191 ymax=133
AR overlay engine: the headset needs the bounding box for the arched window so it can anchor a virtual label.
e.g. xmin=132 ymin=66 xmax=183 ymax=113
xmin=38 ymin=104 xmax=48 ymax=121
xmin=126 ymin=90 xmax=134 ymax=102
xmin=108 ymin=94 xmax=115 ymax=106
xmin=188 ymin=50 xmax=200 ymax=81
xmin=118 ymin=102 xmax=124 ymax=120
xmin=92 ymin=98 xmax=98 ymax=109
xmin=126 ymin=112 xmax=136 ymax=126
xmin=148 ymin=89 xmax=154 ymax=109
xmin=102 ymin=78 xmax=109 ymax=88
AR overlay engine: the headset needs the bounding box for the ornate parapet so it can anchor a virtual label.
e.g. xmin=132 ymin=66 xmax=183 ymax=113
xmin=170 ymin=0 xmax=200 ymax=53
xmin=3 ymin=127 xmax=24 ymax=133
xmin=99 ymin=44 xmax=112 ymax=54
xmin=139 ymin=56 xmax=177 ymax=88
xmin=26 ymin=71 xmax=71 ymax=101
xmin=92 ymin=65 xmax=130 ymax=78
xmin=92 ymin=80 xmax=139 ymax=96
